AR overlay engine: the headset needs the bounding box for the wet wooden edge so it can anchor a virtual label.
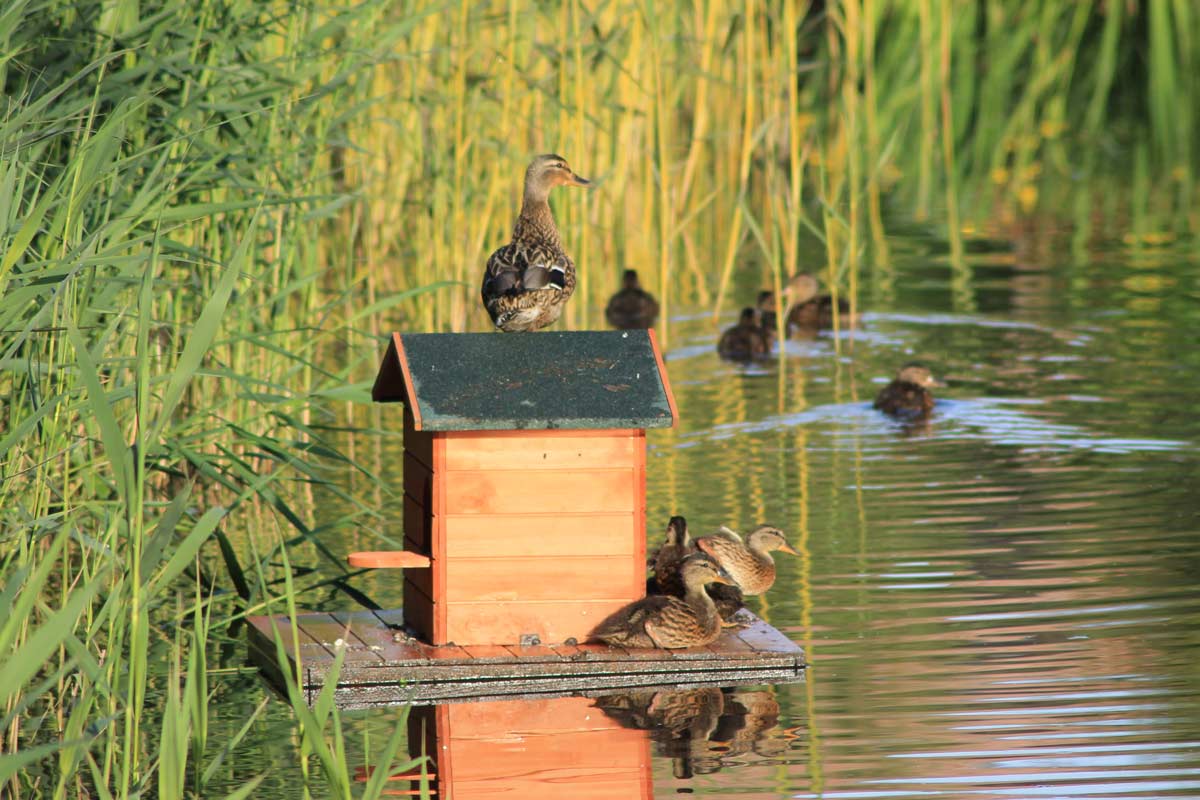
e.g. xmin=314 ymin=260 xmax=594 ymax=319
xmin=248 ymin=609 xmax=805 ymax=695
xmin=330 ymin=668 xmax=806 ymax=709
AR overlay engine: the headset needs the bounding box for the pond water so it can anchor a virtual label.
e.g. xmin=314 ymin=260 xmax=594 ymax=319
xmin=219 ymin=229 xmax=1200 ymax=798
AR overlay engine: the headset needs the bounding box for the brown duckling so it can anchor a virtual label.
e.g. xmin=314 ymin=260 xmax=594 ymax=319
xmin=757 ymin=290 xmax=779 ymax=348
xmin=605 ymin=269 xmax=660 ymax=329
xmin=873 ymin=363 xmax=942 ymax=420
xmin=782 ymin=272 xmax=851 ymax=334
xmin=717 ymin=308 xmax=770 ymax=361
xmin=592 ymin=555 xmax=735 ymax=649
xmin=481 ymin=154 xmax=590 ymax=332
xmin=648 ymin=515 xmax=695 ymax=596
xmin=695 ymin=525 xmax=798 ymax=596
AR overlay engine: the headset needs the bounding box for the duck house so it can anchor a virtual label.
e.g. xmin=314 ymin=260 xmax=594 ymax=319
xmin=245 ymin=330 xmax=807 ymax=705
xmin=364 ymin=330 xmax=677 ymax=647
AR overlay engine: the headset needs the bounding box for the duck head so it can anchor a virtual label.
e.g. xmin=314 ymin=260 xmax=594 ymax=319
xmin=782 ymin=272 xmax=820 ymax=304
xmin=524 ymin=154 xmax=590 ymax=202
xmin=745 ymin=525 xmax=799 ymax=556
xmin=622 ymin=269 xmax=642 ymax=290
xmin=679 ymin=554 xmax=736 ymax=587
xmin=896 ymin=363 xmax=944 ymax=388
xmin=665 ymin=515 xmax=689 ymax=547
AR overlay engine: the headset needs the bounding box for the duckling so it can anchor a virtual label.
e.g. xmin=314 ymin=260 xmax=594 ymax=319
xmin=591 ymin=555 xmax=735 ymax=649
xmin=481 ymin=154 xmax=590 ymax=332
xmin=717 ymin=308 xmax=770 ymax=361
xmin=873 ymin=362 xmax=942 ymax=420
xmin=605 ymin=269 xmax=660 ymax=329
xmin=757 ymin=290 xmax=780 ymax=348
xmin=781 ymin=272 xmax=851 ymax=334
xmin=648 ymin=515 xmax=695 ymax=596
xmin=695 ymin=525 xmax=798 ymax=597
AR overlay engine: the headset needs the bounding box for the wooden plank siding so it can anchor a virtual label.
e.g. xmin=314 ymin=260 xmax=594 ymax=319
xmin=402 ymin=429 xmax=648 ymax=647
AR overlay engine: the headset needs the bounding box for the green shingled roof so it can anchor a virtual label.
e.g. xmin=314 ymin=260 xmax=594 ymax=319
xmin=372 ymin=330 xmax=676 ymax=431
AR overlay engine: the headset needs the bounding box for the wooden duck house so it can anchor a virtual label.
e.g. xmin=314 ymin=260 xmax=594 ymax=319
xmin=364 ymin=330 xmax=677 ymax=647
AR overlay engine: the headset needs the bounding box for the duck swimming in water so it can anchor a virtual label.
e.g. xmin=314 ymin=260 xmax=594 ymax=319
xmin=481 ymin=154 xmax=590 ymax=332
xmin=781 ymin=272 xmax=851 ymax=335
xmin=873 ymin=363 xmax=943 ymax=420
xmin=605 ymin=269 xmax=660 ymax=329
xmin=717 ymin=307 xmax=771 ymax=361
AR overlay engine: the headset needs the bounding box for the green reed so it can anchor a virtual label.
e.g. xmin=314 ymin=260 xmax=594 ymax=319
xmin=2 ymin=1 xmax=1198 ymax=797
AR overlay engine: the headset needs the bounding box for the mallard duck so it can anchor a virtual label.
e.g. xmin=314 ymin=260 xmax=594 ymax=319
xmin=782 ymin=272 xmax=851 ymax=334
xmin=648 ymin=515 xmax=695 ymax=596
xmin=592 ymin=555 xmax=735 ymax=649
xmin=605 ymin=269 xmax=660 ymax=329
xmin=481 ymin=154 xmax=590 ymax=332
xmin=873 ymin=363 xmax=942 ymax=419
xmin=717 ymin=308 xmax=770 ymax=361
xmin=695 ymin=525 xmax=798 ymax=596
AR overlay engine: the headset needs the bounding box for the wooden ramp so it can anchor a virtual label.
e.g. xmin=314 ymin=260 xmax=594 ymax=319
xmin=247 ymin=608 xmax=805 ymax=708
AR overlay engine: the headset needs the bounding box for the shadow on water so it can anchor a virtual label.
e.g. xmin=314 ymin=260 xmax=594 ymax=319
xmin=286 ymin=237 xmax=1200 ymax=799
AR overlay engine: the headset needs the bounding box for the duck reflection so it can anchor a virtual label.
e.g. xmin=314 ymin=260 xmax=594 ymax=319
xmin=593 ymin=687 xmax=786 ymax=777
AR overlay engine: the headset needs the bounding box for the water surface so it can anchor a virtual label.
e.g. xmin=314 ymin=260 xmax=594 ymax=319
xmin=220 ymin=236 xmax=1200 ymax=798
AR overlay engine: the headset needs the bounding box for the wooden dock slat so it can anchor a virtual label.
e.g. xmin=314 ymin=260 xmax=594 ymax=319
xmin=508 ymin=643 xmax=563 ymax=659
xmin=297 ymin=614 xmax=386 ymax=664
xmin=735 ymin=618 xmax=804 ymax=654
xmin=459 ymin=645 xmax=520 ymax=663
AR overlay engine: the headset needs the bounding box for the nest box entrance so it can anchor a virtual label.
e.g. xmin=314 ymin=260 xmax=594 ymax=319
xmin=367 ymin=330 xmax=677 ymax=646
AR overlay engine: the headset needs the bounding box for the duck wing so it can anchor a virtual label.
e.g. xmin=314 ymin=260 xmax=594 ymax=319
xmin=482 ymin=241 xmax=570 ymax=298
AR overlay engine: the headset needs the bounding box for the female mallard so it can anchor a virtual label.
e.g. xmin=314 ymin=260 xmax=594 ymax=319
xmin=873 ymin=363 xmax=942 ymax=420
xmin=717 ymin=307 xmax=771 ymax=361
xmin=605 ymin=269 xmax=660 ymax=329
xmin=695 ymin=525 xmax=798 ymax=597
xmin=782 ymin=272 xmax=851 ymax=334
xmin=481 ymin=154 xmax=590 ymax=332
xmin=649 ymin=515 xmax=695 ymax=596
xmin=592 ymin=555 xmax=735 ymax=649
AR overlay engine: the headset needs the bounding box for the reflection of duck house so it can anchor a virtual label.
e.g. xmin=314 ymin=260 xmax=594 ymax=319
xmin=401 ymin=697 xmax=653 ymax=799
xmin=246 ymin=330 xmax=806 ymax=704
xmin=369 ymin=330 xmax=676 ymax=646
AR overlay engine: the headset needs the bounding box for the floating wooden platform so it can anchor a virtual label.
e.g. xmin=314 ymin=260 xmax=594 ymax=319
xmin=247 ymin=608 xmax=805 ymax=708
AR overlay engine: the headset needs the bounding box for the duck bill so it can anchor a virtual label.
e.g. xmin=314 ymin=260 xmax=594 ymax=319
xmin=565 ymin=172 xmax=591 ymax=187
xmin=778 ymin=542 xmax=800 ymax=556
xmin=715 ymin=567 xmax=736 ymax=585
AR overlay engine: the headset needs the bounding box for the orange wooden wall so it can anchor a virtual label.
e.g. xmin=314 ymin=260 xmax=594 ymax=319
xmin=402 ymin=407 xmax=647 ymax=645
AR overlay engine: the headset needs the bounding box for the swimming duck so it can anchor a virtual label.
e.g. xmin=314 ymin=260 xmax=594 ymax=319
xmin=481 ymin=154 xmax=590 ymax=332
xmin=757 ymin=290 xmax=779 ymax=348
xmin=592 ymin=555 xmax=735 ymax=649
xmin=873 ymin=363 xmax=942 ymax=420
xmin=695 ymin=525 xmax=798 ymax=596
xmin=648 ymin=515 xmax=695 ymax=596
xmin=717 ymin=308 xmax=771 ymax=361
xmin=782 ymin=272 xmax=851 ymax=334
xmin=605 ymin=269 xmax=660 ymax=329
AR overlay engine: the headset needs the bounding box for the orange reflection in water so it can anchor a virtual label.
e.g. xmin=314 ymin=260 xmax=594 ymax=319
xmin=406 ymin=696 xmax=653 ymax=800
